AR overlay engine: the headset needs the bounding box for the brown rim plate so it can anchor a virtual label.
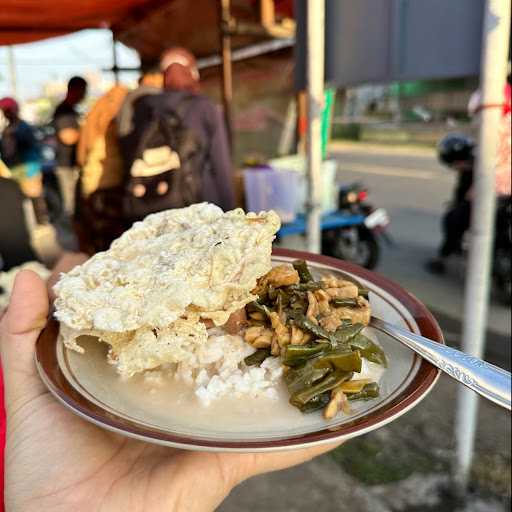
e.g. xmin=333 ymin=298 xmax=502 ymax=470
xmin=35 ymin=248 xmax=443 ymax=452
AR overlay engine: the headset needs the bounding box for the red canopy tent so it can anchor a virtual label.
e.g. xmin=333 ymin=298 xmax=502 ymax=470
xmin=0 ymin=0 xmax=169 ymax=46
xmin=0 ymin=0 xmax=294 ymax=61
xmin=0 ymin=0 xmax=295 ymax=141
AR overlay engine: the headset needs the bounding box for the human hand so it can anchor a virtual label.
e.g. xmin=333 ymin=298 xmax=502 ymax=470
xmin=1 ymin=271 xmax=340 ymax=512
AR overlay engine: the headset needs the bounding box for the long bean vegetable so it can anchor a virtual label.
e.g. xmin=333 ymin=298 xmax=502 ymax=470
xmin=244 ymin=348 xmax=271 ymax=367
xmin=331 ymin=298 xmax=359 ymax=308
xmin=293 ymin=259 xmax=314 ymax=283
xmin=286 ymin=282 xmax=324 ymax=292
xmin=334 ymin=323 xmax=365 ymax=344
xmin=284 ymin=362 xmax=331 ymax=395
xmin=347 ymin=382 xmax=380 ymax=401
xmin=290 ymin=370 xmax=352 ymax=407
xmin=243 ymin=258 xmax=384 ymax=419
xmin=313 ymin=349 xmax=363 ymax=373
xmin=299 ymin=392 xmax=331 ymax=413
xmin=350 ymin=334 xmax=388 ymax=367
xmin=294 ymin=315 xmax=340 ymax=346
xmin=247 ymin=301 xmax=271 ymax=318
xmin=281 ymin=343 xmax=331 ymax=366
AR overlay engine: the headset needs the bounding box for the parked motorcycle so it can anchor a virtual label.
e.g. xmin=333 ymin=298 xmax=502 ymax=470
xmin=321 ymin=182 xmax=390 ymax=269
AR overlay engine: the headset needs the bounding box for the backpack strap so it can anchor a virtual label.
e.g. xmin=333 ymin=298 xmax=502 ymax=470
xmin=173 ymin=93 xmax=198 ymax=121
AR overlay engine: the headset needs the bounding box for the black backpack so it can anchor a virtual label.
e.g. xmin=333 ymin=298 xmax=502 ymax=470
xmin=121 ymin=95 xmax=203 ymax=221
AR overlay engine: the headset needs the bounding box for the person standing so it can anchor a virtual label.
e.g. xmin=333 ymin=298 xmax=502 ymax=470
xmin=118 ymin=47 xmax=235 ymax=221
xmin=52 ymin=76 xmax=87 ymax=218
xmin=74 ymin=84 xmax=129 ymax=254
xmin=0 ymin=97 xmax=47 ymax=224
xmin=159 ymin=47 xmax=235 ymax=211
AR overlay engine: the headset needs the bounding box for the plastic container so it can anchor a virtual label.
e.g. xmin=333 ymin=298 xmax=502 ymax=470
xmin=243 ymin=166 xmax=299 ymax=223
xmin=269 ymin=156 xmax=338 ymax=214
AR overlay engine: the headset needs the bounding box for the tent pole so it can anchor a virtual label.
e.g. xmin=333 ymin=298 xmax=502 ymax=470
xmin=454 ymin=0 xmax=511 ymax=493
xmin=218 ymin=0 xmax=234 ymax=149
xmin=306 ymin=0 xmax=324 ymax=253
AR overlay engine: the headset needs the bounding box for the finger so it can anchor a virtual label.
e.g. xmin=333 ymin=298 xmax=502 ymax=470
xmin=0 ymin=270 xmax=49 ymax=411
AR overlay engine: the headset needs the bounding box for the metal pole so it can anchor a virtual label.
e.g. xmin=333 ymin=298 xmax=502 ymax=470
xmin=7 ymin=46 xmax=18 ymax=97
xmin=197 ymin=38 xmax=294 ymax=70
xmin=454 ymin=0 xmax=511 ymax=492
xmin=111 ymin=31 xmax=119 ymax=84
xmin=218 ymin=0 xmax=234 ymax=148
xmin=306 ymin=0 xmax=325 ymax=253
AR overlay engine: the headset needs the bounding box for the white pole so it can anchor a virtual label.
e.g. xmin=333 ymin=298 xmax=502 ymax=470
xmin=454 ymin=0 xmax=511 ymax=492
xmin=306 ymin=0 xmax=325 ymax=253
xmin=7 ymin=46 xmax=18 ymax=97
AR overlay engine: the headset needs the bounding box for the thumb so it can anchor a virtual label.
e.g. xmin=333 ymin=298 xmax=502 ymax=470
xmin=0 ymin=270 xmax=49 ymax=412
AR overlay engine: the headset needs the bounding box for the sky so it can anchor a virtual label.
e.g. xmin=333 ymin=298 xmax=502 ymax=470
xmin=0 ymin=30 xmax=141 ymax=101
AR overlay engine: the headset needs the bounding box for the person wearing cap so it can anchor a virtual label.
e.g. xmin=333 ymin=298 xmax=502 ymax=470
xmin=0 ymin=97 xmax=47 ymax=224
xmin=120 ymin=47 xmax=235 ymax=212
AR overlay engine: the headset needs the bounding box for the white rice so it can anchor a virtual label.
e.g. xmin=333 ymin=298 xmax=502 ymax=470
xmin=141 ymin=328 xmax=386 ymax=408
xmin=144 ymin=328 xmax=282 ymax=406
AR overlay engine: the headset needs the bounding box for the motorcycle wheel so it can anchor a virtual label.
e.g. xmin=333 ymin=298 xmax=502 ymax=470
xmin=322 ymin=226 xmax=380 ymax=269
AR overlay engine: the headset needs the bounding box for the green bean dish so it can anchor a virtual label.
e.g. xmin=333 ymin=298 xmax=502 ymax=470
xmin=243 ymin=260 xmax=387 ymax=419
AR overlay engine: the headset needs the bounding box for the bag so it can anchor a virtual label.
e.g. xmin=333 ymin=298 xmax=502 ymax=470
xmin=121 ymin=96 xmax=203 ymax=221
xmin=76 ymin=186 xmax=128 ymax=254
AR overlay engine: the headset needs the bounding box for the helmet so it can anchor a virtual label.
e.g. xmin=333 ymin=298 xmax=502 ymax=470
xmin=438 ymin=134 xmax=475 ymax=165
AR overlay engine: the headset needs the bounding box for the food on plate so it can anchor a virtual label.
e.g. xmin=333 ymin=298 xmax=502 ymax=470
xmin=243 ymin=259 xmax=386 ymax=419
xmin=53 ymin=203 xmax=386 ymax=420
xmin=54 ymin=203 xmax=280 ymax=376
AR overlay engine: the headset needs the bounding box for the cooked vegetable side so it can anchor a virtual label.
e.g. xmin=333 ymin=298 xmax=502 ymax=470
xmin=243 ymin=260 xmax=387 ymax=420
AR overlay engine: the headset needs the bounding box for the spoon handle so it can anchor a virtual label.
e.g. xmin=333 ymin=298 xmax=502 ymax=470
xmin=370 ymin=317 xmax=511 ymax=410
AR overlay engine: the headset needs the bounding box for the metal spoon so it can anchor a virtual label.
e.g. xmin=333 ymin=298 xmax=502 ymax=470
xmin=370 ymin=316 xmax=511 ymax=410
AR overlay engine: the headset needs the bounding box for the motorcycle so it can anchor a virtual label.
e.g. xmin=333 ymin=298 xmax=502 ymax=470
xmin=321 ymin=183 xmax=390 ymax=269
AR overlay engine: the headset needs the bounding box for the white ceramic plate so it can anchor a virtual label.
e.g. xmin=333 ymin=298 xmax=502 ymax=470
xmin=36 ymin=248 xmax=442 ymax=452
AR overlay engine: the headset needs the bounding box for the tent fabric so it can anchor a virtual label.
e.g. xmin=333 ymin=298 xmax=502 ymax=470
xmin=0 ymin=0 xmax=295 ymax=64
xmin=0 ymin=0 xmax=255 ymax=62
xmin=0 ymin=0 xmax=165 ymax=45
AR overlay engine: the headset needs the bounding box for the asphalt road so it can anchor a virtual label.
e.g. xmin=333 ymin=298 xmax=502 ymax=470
xmin=329 ymin=141 xmax=511 ymax=368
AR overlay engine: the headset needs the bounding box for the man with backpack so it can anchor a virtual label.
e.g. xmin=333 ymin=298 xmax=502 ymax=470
xmin=118 ymin=47 xmax=235 ymax=221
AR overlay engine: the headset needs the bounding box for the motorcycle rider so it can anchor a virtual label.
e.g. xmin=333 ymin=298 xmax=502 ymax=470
xmin=426 ymin=134 xmax=475 ymax=274
xmin=427 ymin=128 xmax=511 ymax=276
